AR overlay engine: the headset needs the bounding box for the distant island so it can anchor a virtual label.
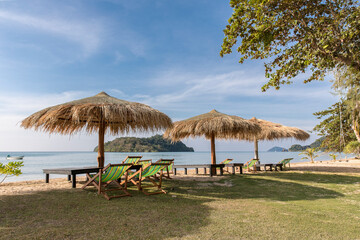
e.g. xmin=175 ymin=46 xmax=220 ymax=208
xmin=94 ymin=134 xmax=194 ymax=152
xmin=268 ymin=137 xmax=325 ymax=152
xmin=267 ymin=146 xmax=288 ymax=152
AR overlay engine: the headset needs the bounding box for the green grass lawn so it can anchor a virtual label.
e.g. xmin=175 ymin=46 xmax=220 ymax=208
xmin=1 ymin=172 xmax=360 ymax=239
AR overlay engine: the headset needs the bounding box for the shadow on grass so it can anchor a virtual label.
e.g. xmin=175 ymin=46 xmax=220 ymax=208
xmin=0 ymin=188 xmax=210 ymax=240
xmin=268 ymin=172 xmax=360 ymax=184
xmin=166 ymin=174 xmax=344 ymax=201
xmin=291 ymin=166 xmax=360 ymax=174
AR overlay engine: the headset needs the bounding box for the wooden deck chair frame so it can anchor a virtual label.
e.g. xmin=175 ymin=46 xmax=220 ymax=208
xmin=279 ymin=158 xmax=293 ymax=169
xmin=124 ymin=163 xmax=169 ymax=196
xmin=243 ymin=159 xmax=259 ymax=173
xmin=122 ymin=155 xmax=142 ymax=165
xmin=155 ymin=159 xmax=174 ymax=179
xmin=82 ymin=163 xmax=132 ymax=200
xmin=219 ymin=158 xmax=233 ymax=174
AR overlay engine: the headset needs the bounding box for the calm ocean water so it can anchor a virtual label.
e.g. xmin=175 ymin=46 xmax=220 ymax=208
xmin=0 ymin=151 xmax=351 ymax=182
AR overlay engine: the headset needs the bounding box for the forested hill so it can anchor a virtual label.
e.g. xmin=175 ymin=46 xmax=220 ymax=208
xmin=94 ymin=135 xmax=194 ymax=152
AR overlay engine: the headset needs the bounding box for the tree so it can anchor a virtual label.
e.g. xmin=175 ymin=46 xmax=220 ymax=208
xmin=299 ymin=148 xmax=319 ymax=163
xmin=332 ymin=67 xmax=360 ymax=141
xmin=220 ymin=0 xmax=360 ymax=91
xmin=0 ymin=161 xmax=24 ymax=184
xmin=344 ymin=141 xmax=360 ymax=156
xmin=313 ymin=100 xmax=356 ymax=152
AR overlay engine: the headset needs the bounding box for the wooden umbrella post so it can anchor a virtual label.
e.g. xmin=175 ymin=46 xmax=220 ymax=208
xmin=211 ymin=134 xmax=216 ymax=164
xmin=97 ymin=121 xmax=105 ymax=168
xmin=254 ymin=137 xmax=259 ymax=160
xmin=210 ymin=134 xmax=217 ymax=176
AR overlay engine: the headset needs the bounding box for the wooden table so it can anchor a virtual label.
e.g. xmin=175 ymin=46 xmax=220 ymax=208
xmin=43 ymin=166 xmax=100 ymax=188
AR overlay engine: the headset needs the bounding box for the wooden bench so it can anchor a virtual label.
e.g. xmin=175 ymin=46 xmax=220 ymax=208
xmin=173 ymin=164 xmax=225 ymax=177
xmin=224 ymin=163 xmax=244 ymax=174
xmin=43 ymin=166 xmax=100 ymax=188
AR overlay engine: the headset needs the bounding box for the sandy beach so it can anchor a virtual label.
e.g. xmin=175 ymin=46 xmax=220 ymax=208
xmin=1 ymin=159 xmax=360 ymax=196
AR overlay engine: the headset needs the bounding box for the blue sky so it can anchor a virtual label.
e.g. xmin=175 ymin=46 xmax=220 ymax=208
xmin=0 ymin=0 xmax=338 ymax=152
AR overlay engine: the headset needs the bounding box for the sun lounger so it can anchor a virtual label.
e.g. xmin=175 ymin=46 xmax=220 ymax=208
xmin=279 ymin=158 xmax=293 ymax=169
xmin=82 ymin=163 xmax=133 ymax=200
xmin=125 ymin=163 xmax=169 ymax=195
xmin=243 ymin=159 xmax=259 ymax=172
xmin=122 ymin=156 xmax=142 ymax=165
xmin=218 ymin=159 xmax=233 ymax=173
xmin=155 ymin=159 xmax=174 ymax=179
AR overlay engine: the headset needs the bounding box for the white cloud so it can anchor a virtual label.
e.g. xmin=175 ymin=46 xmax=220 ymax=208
xmin=0 ymin=10 xmax=103 ymax=56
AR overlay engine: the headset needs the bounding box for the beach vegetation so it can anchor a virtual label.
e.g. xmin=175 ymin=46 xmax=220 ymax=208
xmin=220 ymin=0 xmax=360 ymax=91
xmin=329 ymin=153 xmax=337 ymax=162
xmin=344 ymin=141 xmax=360 ymax=156
xmin=1 ymin=172 xmax=360 ymax=239
xmin=0 ymin=161 xmax=24 ymax=184
xmin=299 ymin=148 xmax=319 ymax=163
xmin=313 ymin=100 xmax=357 ymax=152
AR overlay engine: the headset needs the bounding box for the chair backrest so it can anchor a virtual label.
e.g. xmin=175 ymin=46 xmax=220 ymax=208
xmin=279 ymin=158 xmax=293 ymax=166
xmin=141 ymin=163 xmax=169 ymax=178
xmin=122 ymin=156 xmax=142 ymax=164
xmin=97 ymin=163 xmax=132 ymax=182
xmin=138 ymin=159 xmax=152 ymax=167
xmin=220 ymin=159 xmax=233 ymax=164
xmin=155 ymin=159 xmax=174 ymax=171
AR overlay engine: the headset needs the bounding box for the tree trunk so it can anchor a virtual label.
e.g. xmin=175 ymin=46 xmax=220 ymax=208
xmin=352 ymin=118 xmax=360 ymax=142
xmin=210 ymin=134 xmax=216 ymax=165
xmin=97 ymin=121 xmax=106 ymax=168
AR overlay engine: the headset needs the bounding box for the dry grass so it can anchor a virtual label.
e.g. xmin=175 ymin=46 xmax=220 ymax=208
xmin=1 ymin=172 xmax=360 ymax=239
xmin=21 ymin=92 xmax=172 ymax=135
xmin=164 ymin=109 xmax=260 ymax=140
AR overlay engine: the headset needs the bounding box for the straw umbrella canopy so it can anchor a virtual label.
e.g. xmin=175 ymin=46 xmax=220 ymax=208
xmin=164 ymin=109 xmax=260 ymax=165
xmin=21 ymin=92 xmax=172 ymax=167
xmin=244 ymin=117 xmax=310 ymax=159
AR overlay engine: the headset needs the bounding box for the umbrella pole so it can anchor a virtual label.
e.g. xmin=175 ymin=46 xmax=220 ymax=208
xmin=254 ymin=137 xmax=259 ymax=160
xmin=97 ymin=121 xmax=105 ymax=168
xmin=211 ymin=134 xmax=216 ymax=164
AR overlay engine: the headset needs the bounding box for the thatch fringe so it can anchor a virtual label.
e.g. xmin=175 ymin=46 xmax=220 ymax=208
xmin=164 ymin=109 xmax=261 ymax=141
xmin=21 ymin=92 xmax=172 ymax=135
xmin=244 ymin=117 xmax=310 ymax=141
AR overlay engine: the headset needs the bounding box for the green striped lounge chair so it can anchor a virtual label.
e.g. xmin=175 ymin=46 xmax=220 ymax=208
xmin=122 ymin=156 xmax=142 ymax=165
xmin=126 ymin=163 xmax=169 ymax=195
xmin=82 ymin=163 xmax=133 ymax=200
xmin=243 ymin=159 xmax=259 ymax=172
xmin=219 ymin=159 xmax=233 ymax=173
xmin=155 ymin=159 xmax=174 ymax=179
xmin=279 ymin=158 xmax=294 ymax=169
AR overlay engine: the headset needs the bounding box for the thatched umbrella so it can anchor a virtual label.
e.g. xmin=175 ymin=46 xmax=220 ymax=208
xmin=164 ymin=109 xmax=260 ymax=166
xmin=245 ymin=117 xmax=310 ymax=159
xmin=21 ymin=92 xmax=172 ymax=167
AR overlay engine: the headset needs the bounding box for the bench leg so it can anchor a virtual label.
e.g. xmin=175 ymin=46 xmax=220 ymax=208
xmin=72 ymin=174 xmax=76 ymax=188
xmin=232 ymin=166 xmax=235 ymax=175
xmin=174 ymin=168 xmax=177 ymax=175
xmin=45 ymin=173 xmax=49 ymax=183
xmin=220 ymin=167 xmax=223 ymax=176
xmin=195 ymin=168 xmax=198 ymax=174
xmin=184 ymin=168 xmax=187 ymax=175
xmin=204 ymin=168 xmax=206 ymax=174
xmin=68 ymin=175 xmax=71 ymax=181
xmin=240 ymin=166 xmax=243 ymax=174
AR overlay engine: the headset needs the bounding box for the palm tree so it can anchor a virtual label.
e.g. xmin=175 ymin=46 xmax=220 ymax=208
xmin=329 ymin=153 xmax=337 ymax=162
xmin=299 ymin=148 xmax=319 ymax=163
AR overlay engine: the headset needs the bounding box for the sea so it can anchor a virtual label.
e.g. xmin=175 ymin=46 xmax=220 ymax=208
xmin=0 ymin=151 xmax=352 ymax=182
